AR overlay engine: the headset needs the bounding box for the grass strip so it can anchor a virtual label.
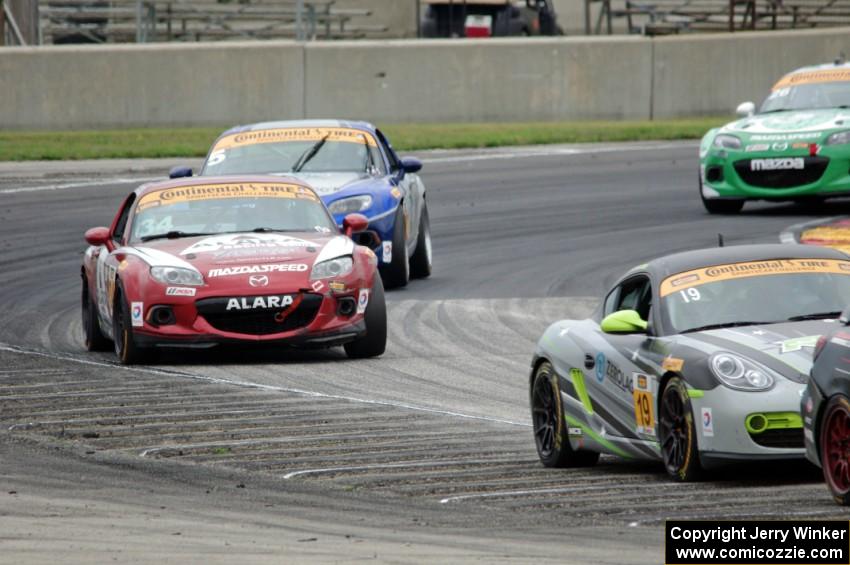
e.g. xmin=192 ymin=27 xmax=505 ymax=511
xmin=0 ymin=117 xmax=726 ymax=161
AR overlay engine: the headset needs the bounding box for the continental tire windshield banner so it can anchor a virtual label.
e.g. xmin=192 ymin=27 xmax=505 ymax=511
xmin=213 ymin=127 xmax=379 ymax=151
xmin=660 ymin=259 xmax=850 ymax=297
xmin=137 ymin=182 xmax=318 ymax=210
xmin=665 ymin=520 xmax=849 ymax=564
xmin=773 ymin=68 xmax=850 ymax=90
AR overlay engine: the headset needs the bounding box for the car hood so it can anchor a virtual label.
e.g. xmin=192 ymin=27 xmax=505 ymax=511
xmin=283 ymin=172 xmax=373 ymax=196
xmin=124 ymin=232 xmax=354 ymax=287
xmin=677 ymin=319 xmax=835 ymax=382
xmin=721 ymin=108 xmax=850 ymax=141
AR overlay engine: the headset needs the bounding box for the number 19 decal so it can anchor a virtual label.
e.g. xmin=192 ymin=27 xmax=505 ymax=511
xmin=633 ymin=373 xmax=655 ymax=436
xmin=679 ymin=288 xmax=701 ymax=303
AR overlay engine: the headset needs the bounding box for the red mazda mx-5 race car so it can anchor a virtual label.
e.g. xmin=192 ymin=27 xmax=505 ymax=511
xmin=81 ymin=176 xmax=386 ymax=364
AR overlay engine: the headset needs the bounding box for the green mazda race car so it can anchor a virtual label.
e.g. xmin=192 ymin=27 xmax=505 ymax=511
xmin=700 ymin=61 xmax=850 ymax=214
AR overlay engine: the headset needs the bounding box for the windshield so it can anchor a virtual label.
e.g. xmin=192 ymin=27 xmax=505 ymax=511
xmin=129 ymin=182 xmax=337 ymax=242
xmin=202 ymin=127 xmax=386 ymax=176
xmin=760 ymin=69 xmax=850 ymax=112
xmin=660 ymin=258 xmax=850 ymax=333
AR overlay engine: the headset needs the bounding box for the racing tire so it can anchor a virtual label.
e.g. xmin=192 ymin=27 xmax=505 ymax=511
xmin=113 ymin=281 xmax=147 ymax=365
xmin=531 ymin=362 xmax=600 ymax=468
xmin=380 ymin=206 xmax=409 ymax=289
xmin=819 ymin=395 xmax=850 ymax=506
xmin=344 ymin=276 xmax=387 ymax=359
xmin=82 ymin=277 xmax=111 ymax=351
xmin=700 ymin=176 xmax=744 ymax=214
xmin=409 ymin=203 xmax=432 ymax=280
xmin=659 ymin=377 xmax=702 ymax=482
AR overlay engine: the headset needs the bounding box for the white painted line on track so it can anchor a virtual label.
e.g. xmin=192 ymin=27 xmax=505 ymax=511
xmin=627 ymin=508 xmax=840 ymax=527
xmin=438 ymin=483 xmax=669 ymax=504
xmin=0 ymin=343 xmax=530 ymax=428
xmin=282 ymin=458 xmax=526 ymax=480
xmin=422 ymin=142 xmax=694 ymax=165
xmin=0 ymin=176 xmax=160 ymax=195
xmin=0 ymin=142 xmax=697 ymax=194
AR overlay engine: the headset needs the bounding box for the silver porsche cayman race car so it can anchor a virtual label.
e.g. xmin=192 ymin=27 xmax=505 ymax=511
xmin=530 ymin=244 xmax=850 ymax=481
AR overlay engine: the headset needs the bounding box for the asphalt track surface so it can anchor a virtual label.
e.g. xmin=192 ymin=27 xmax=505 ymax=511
xmin=2 ymin=141 xmax=850 ymax=563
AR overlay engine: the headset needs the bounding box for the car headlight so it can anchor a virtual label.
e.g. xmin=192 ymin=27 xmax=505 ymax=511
xmin=709 ymin=352 xmax=774 ymax=391
xmin=712 ymin=134 xmax=742 ymax=150
xmin=150 ymin=266 xmax=204 ymax=286
xmin=328 ymin=195 xmax=373 ymax=215
xmin=310 ymin=256 xmax=353 ymax=279
xmin=825 ymin=130 xmax=850 ymax=145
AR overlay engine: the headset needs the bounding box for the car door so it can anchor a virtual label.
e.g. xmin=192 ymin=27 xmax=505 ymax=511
xmin=375 ymin=128 xmax=421 ymax=255
xmin=95 ymin=193 xmax=135 ymax=329
xmin=588 ymin=274 xmax=659 ymax=446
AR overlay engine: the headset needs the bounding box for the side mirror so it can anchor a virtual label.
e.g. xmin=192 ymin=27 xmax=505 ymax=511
xmin=399 ymin=157 xmax=422 ymax=174
xmin=84 ymin=226 xmax=111 ymax=247
xmin=736 ymin=101 xmax=755 ymax=118
xmin=169 ymin=166 xmax=193 ymax=179
xmin=600 ymin=309 xmax=648 ymax=334
xmin=342 ymin=213 xmax=369 ymax=237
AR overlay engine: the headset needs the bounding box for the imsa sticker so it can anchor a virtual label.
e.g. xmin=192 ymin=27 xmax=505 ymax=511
xmin=701 ymin=407 xmax=714 ymax=437
xmin=131 ymin=302 xmax=144 ymax=327
xmin=382 ymin=241 xmax=392 ymax=263
xmin=357 ymin=289 xmax=370 ymax=314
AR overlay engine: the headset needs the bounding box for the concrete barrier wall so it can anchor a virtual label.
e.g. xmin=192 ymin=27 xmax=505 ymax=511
xmin=304 ymin=37 xmax=652 ymax=122
xmin=2 ymin=28 xmax=850 ymax=129
xmin=652 ymin=28 xmax=850 ymax=119
xmin=0 ymin=42 xmax=304 ymax=129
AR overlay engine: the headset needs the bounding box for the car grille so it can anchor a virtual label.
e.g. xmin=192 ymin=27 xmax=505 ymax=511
xmin=196 ymin=293 xmax=322 ymax=336
xmin=748 ymin=428 xmax=804 ymax=449
xmin=734 ymin=157 xmax=829 ymax=189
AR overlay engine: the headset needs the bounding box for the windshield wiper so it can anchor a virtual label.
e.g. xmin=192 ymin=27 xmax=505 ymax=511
xmin=681 ymin=321 xmax=778 ymax=334
xmin=291 ymin=135 xmax=330 ymax=173
xmin=249 ymin=227 xmax=303 ymax=233
xmin=786 ymin=311 xmax=842 ymax=321
xmin=140 ymin=230 xmax=213 ymax=242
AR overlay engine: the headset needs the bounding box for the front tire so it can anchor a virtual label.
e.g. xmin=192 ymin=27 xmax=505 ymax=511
xmin=113 ymin=281 xmax=147 ymax=365
xmin=819 ymin=395 xmax=850 ymax=506
xmin=380 ymin=206 xmax=409 ymax=289
xmin=659 ymin=377 xmax=702 ymax=481
xmin=530 ymin=362 xmax=599 ymax=468
xmin=344 ymin=276 xmax=387 ymax=359
xmin=82 ymin=277 xmax=110 ymax=351
xmin=410 ymin=203 xmax=432 ymax=279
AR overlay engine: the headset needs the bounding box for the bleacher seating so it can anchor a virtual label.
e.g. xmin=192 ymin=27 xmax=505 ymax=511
xmin=40 ymin=0 xmax=387 ymax=43
xmin=587 ymin=0 xmax=850 ymax=35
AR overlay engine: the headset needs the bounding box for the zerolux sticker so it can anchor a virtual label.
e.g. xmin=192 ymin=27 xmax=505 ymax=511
xmin=382 ymin=241 xmax=392 ymax=263
xmin=357 ymin=289 xmax=370 ymax=314
xmin=701 ymin=407 xmax=714 ymax=437
xmin=131 ymin=302 xmax=144 ymax=327
xmin=165 ymin=287 xmax=196 ymax=297
xmin=660 ymin=259 xmax=850 ymax=297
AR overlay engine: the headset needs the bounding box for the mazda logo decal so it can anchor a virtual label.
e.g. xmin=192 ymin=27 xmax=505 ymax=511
xmin=248 ymin=275 xmax=269 ymax=287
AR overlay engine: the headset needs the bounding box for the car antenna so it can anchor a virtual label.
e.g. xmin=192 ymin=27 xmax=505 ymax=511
xmin=836 ymin=52 xmax=846 ymax=65
xmin=718 ymin=233 xmax=725 ymax=247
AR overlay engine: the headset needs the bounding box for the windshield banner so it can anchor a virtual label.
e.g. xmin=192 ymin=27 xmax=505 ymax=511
xmin=660 ymin=259 xmax=850 ymax=296
xmin=772 ymin=68 xmax=850 ymax=90
xmin=137 ymin=182 xmax=318 ymax=210
xmin=213 ymin=128 xmax=378 ymax=151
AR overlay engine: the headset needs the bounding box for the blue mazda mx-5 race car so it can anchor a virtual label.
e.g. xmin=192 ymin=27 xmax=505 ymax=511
xmin=170 ymin=119 xmax=431 ymax=289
